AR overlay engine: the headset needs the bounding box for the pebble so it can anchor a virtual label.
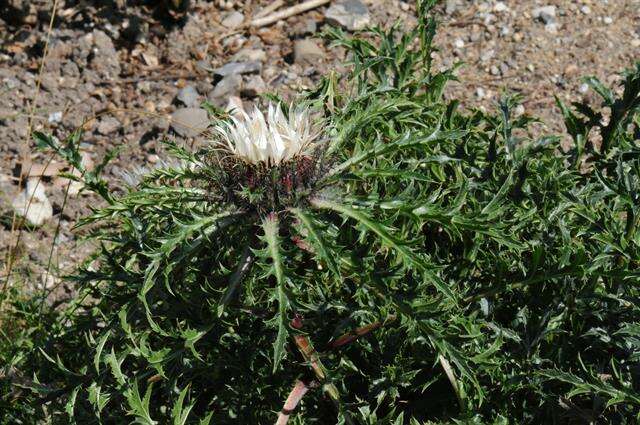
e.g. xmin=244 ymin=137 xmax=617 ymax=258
xmin=171 ymin=108 xmax=209 ymax=137
xmin=241 ymin=75 xmax=266 ymax=98
xmin=232 ymin=48 xmax=267 ymax=63
xmin=545 ymin=23 xmax=558 ymax=34
xmin=454 ymin=38 xmax=465 ymax=48
xmin=213 ymin=61 xmax=262 ymax=77
xmin=490 ymin=65 xmax=500 ymax=76
xmin=221 ymin=11 xmax=244 ymax=29
xmin=514 ymin=105 xmax=525 ymax=116
xmin=603 ymin=16 xmax=613 ymax=25
xmin=176 ymin=85 xmax=200 ymax=107
xmin=445 ymin=0 xmax=460 ymax=14
xmin=293 ymin=39 xmax=325 ymax=64
xmin=476 ymin=87 xmax=486 ymax=99
xmin=208 ymin=74 xmax=242 ymax=106
xmin=48 ymin=111 xmax=63 ymax=123
xmin=493 ymin=2 xmax=508 ymax=13
xmin=480 ymin=49 xmax=495 ymax=62
xmin=324 ymin=0 xmax=371 ymax=31
xmin=579 ymin=83 xmax=589 ymax=93
xmin=580 ymin=6 xmax=591 ymax=15
xmin=532 ymin=5 xmax=556 ymax=25
xmin=12 ymin=179 xmax=53 ymax=227
xmin=97 ymin=116 xmax=120 ymax=135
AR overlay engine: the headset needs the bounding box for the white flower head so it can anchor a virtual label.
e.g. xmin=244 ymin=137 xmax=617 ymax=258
xmin=213 ymin=102 xmax=321 ymax=166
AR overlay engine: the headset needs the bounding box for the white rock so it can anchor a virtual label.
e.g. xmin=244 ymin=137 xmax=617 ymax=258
xmin=580 ymin=6 xmax=591 ymax=14
xmin=454 ymin=38 xmax=465 ymax=48
xmin=12 ymin=179 xmax=53 ymax=226
xmin=493 ymin=2 xmax=508 ymax=12
xmin=221 ymin=11 xmax=244 ymax=29
xmin=325 ymin=0 xmax=371 ymax=31
xmin=171 ymin=108 xmax=210 ymax=137
xmin=48 ymin=111 xmax=63 ymax=123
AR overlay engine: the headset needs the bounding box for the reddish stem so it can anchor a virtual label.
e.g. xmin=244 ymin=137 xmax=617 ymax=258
xmin=275 ymin=380 xmax=312 ymax=425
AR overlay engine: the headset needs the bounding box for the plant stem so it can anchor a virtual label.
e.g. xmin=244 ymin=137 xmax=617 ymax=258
xmin=275 ymin=379 xmax=313 ymax=425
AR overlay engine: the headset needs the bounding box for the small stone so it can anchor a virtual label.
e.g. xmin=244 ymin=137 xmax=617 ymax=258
xmin=579 ymin=83 xmax=589 ymax=93
xmin=208 ymin=74 xmax=242 ymax=107
xmin=445 ymin=0 xmax=460 ymax=14
xmin=480 ymin=49 xmax=495 ymax=62
xmin=293 ymin=18 xmax=318 ymax=36
xmin=12 ymin=179 xmax=53 ymax=227
xmin=232 ymin=48 xmax=267 ymax=63
xmin=48 ymin=111 xmax=63 ymax=123
xmin=564 ymin=64 xmax=578 ymax=76
xmin=176 ymin=85 xmax=200 ymax=107
xmin=476 ymin=87 xmax=486 ymax=98
xmin=171 ymin=108 xmax=209 ymax=137
xmin=221 ymin=11 xmax=244 ymax=28
xmin=580 ymin=5 xmax=591 ymax=14
xmin=213 ymin=61 xmax=262 ymax=77
xmin=514 ymin=105 xmax=525 ymax=116
xmin=97 ymin=116 xmax=120 ymax=135
xmin=454 ymin=38 xmax=465 ymax=48
xmin=40 ymin=73 xmax=59 ymax=91
xmin=490 ymin=65 xmax=500 ymax=76
xmin=545 ymin=23 xmax=558 ymax=33
xmin=493 ymin=2 xmax=508 ymax=13
xmin=325 ymin=0 xmax=371 ymax=31
xmin=241 ymin=75 xmax=266 ymax=98
xmin=527 ymin=63 xmax=535 ymax=72
xmin=293 ymin=39 xmax=325 ymax=64
xmin=532 ymin=5 xmax=556 ymax=25
xmin=603 ymin=16 xmax=613 ymax=25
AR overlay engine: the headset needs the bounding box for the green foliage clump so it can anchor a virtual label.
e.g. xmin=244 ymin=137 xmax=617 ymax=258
xmin=2 ymin=2 xmax=640 ymax=423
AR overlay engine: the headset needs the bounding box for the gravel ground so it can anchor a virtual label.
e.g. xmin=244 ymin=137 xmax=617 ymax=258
xmin=1 ymin=0 xmax=639 ymax=297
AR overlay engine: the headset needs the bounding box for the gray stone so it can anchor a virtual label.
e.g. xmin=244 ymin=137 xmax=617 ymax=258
xmin=293 ymin=18 xmax=317 ymax=36
xmin=532 ymin=6 xmax=556 ymax=25
xmin=176 ymin=85 xmax=200 ymax=107
xmin=208 ymin=74 xmax=242 ymax=106
xmin=48 ymin=111 xmax=63 ymax=123
xmin=325 ymin=0 xmax=371 ymax=31
xmin=294 ymin=39 xmax=325 ymax=64
xmin=221 ymin=11 xmax=244 ymax=28
xmin=241 ymin=75 xmax=266 ymax=98
xmin=40 ymin=73 xmax=59 ymax=92
xmin=445 ymin=0 xmax=461 ymax=14
xmin=213 ymin=61 xmax=262 ymax=77
xmin=171 ymin=108 xmax=209 ymax=137
xmin=12 ymin=179 xmax=53 ymax=227
xmin=232 ymin=48 xmax=267 ymax=63
xmin=97 ymin=116 xmax=120 ymax=135
xmin=91 ymin=29 xmax=121 ymax=78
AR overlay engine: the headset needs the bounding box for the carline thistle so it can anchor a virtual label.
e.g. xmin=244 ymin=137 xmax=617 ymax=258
xmin=205 ymin=102 xmax=328 ymax=214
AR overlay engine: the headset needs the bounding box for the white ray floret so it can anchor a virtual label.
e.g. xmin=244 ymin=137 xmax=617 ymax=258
xmin=213 ymin=102 xmax=321 ymax=166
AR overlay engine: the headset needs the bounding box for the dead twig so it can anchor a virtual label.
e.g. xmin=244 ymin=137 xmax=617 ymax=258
xmin=328 ymin=315 xmax=397 ymax=349
xmin=254 ymin=0 xmax=285 ymax=19
xmin=250 ymin=0 xmax=330 ymax=28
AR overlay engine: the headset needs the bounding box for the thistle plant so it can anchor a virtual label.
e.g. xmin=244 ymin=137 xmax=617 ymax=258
xmin=2 ymin=1 xmax=640 ymax=424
